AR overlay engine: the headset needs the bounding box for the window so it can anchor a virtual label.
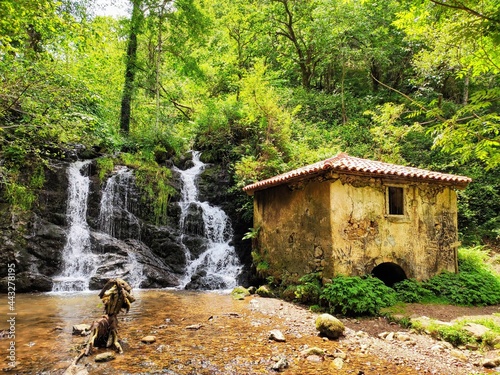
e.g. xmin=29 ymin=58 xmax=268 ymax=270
xmin=387 ymin=186 xmax=404 ymax=215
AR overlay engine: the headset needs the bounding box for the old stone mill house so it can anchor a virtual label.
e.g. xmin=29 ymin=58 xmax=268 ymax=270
xmin=243 ymin=153 xmax=472 ymax=286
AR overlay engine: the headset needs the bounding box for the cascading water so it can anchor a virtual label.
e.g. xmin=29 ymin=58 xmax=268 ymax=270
xmin=52 ymin=160 xmax=97 ymax=292
xmin=175 ymin=151 xmax=242 ymax=289
xmin=98 ymin=166 xmax=140 ymax=240
xmin=98 ymin=166 xmax=145 ymax=288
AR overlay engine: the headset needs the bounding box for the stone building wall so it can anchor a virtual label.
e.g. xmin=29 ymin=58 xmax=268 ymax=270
xmin=253 ymin=173 xmax=460 ymax=284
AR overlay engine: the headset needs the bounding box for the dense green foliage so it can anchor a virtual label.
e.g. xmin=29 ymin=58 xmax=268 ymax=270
xmin=282 ymin=247 xmax=500 ymax=316
xmin=0 ymin=0 xmax=498 ymax=245
xmin=394 ymin=247 xmax=500 ymax=306
xmin=321 ymin=276 xmax=398 ymax=316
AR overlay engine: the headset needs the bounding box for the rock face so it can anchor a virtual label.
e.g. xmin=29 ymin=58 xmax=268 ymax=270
xmin=0 ymin=151 xmax=251 ymax=292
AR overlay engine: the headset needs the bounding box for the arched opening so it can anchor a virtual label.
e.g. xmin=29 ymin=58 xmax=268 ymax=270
xmin=372 ymin=262 xmax=407 ymax=287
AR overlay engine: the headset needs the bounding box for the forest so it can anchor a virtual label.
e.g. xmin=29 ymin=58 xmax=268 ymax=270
xmin=0 ymin=0 xmax=499 ymax=247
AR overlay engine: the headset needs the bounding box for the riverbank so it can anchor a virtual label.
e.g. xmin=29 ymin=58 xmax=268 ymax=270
xmin=2 ymin=290 xmax=500 ymax=374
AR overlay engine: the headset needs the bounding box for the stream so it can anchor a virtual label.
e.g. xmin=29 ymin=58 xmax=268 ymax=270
xmin=1 ymin=290 xmax=432 ymax=375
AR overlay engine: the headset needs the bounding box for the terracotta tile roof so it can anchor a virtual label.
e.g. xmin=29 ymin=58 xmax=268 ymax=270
xmin=243 ymin=152 xmax=472 ymax=194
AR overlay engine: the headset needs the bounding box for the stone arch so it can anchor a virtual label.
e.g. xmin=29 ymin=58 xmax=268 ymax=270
xmin=371 ymin=262 xmax=407 ymax=287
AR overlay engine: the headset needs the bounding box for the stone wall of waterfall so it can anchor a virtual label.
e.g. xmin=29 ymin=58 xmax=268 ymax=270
xmin=0 ymin=150 xmax=252 ymax=292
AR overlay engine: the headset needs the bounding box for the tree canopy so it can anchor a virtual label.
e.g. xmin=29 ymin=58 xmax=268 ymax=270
xmin=0 ymin=0 xmax=498 ymax=245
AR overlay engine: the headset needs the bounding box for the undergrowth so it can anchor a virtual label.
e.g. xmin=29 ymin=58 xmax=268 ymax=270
xmin=284 ymin=247 xmax=500 ymax=317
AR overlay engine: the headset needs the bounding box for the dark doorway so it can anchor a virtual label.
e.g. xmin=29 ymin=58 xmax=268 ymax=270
xmin=372 ymin=262 xmax=407 ymax=287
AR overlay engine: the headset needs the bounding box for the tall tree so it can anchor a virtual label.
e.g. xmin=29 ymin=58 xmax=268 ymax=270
xmin=120 ymin=0 xmax=144 ymax=134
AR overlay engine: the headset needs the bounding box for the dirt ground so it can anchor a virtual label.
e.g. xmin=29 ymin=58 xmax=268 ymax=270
xmin=251 ymin=296 xmax=500 ymax=375
xmin=352 ymin=303 xmax=500 ymax=336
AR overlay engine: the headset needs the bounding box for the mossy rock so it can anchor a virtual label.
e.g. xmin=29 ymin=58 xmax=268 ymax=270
xmin=315 ymin=313 xmax=345 ymax=339
xmin=256 ymin=285 xmax=274 ymax=298
xmin=231 ymin=286 xmax=250 ymax=300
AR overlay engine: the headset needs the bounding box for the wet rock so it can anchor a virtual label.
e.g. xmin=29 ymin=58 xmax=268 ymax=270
xmin=0 ymin=154 xmax=252 ymax=294
xmin=141 ymin=335 xmax=156 ymax=344
xmin=95 ymin=352 xmax=116 ymax=362
xmin=0 ymin=271 xmax=53 ymax=293
xmin=185 ymin=270 xmax=228 ymax=290
xmin=315 ymin=313 xmax=345 ymax=339
xmin=269 ymin=329 xmax=286 ymax=342
xmin=231 ymin=286 xmax=250 ymax=300
xmin=72 ymin=324 xmax=91 ymax=336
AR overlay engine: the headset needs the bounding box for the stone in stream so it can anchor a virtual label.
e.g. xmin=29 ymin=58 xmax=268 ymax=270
xmin=95 ymin=352 xmax=116 ymax=362
xmin=72 ymin=324 xmax=91 ymax=336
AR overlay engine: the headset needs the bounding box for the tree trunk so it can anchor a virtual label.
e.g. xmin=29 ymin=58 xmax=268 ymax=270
xmin=120 ymin=0 xmax=143 ymax=135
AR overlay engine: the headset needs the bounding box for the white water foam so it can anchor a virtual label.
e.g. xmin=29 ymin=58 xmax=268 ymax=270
xmin=52 ymin=160 xmax=97 ymax=292
xmin=175 ymin=151 xmax=242 ymax=289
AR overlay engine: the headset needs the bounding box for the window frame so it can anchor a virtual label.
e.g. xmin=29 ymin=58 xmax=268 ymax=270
xmin=386 ymin=185 xmax=406 ymax=218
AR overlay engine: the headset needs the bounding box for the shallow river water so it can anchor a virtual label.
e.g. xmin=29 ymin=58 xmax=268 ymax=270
xmin=0 ymin=290 xmax=452 ymax=374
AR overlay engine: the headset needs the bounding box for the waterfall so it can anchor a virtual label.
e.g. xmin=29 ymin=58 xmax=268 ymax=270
xmin=52 ymin=160 xmax=97 ymax=292
xmin=98 ymin=166 xmax=145 ymax=288
xmin=175 ymin=151 xmax=242 ymax=290
xmin=98 ymin=166 xmax=140 ymax=240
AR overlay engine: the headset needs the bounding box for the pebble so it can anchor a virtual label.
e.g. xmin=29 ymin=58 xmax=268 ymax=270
xmin=141 ymin=335 xmax=156 ymax=344
xmin=269 ymin=329 xmax=286 ymax=342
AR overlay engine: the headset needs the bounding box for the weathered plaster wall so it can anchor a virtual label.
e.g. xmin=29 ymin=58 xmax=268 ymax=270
xmin=329 ymin=175 xmax=458 ymax=281
xmin=253 ymin=173 xmax=460 ymax=283
xmin=253 ymin=179 xmax=333 ymax=282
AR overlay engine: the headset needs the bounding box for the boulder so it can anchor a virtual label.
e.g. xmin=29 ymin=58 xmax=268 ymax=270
xmin=231 ymin=286 xmax=250 ymax=300
xmin=315 ymin=313 xmax=345 ymax=339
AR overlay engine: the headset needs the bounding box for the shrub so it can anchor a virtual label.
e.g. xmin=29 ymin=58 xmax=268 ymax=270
xmin=294 ymin=272 xmax=322 ymax=305
xmin=435 ymin=325 xmax=476 ymax=347
xmin=458 ymin=246 xmax=495 ymax=274
xmin=423 ymin=270 xmax=500 ymax=306
xmin=393 ymin=278 xmax=433 ymax=303
xmin=320 ymin=275 xmax=397 ymax=316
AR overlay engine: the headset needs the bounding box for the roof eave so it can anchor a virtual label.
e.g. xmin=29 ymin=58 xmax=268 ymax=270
xmin=243 ymin=169 xmax=471 ymax=195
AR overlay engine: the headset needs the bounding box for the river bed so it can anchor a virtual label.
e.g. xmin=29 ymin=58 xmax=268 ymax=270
xmin=0 ymin=289 xmax=480 ymax=374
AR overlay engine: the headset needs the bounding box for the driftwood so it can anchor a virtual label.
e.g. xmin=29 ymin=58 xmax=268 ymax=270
xmin=73 ymin=278 xmax=135 ymax=365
